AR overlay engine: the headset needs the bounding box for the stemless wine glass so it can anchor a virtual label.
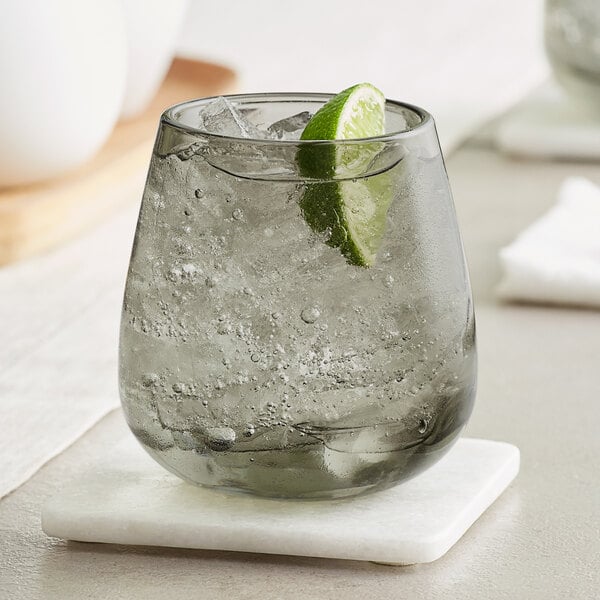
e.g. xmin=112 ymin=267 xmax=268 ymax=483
xmin=119 ymin=93 xmax=476 ymax=499
xmin=545 ymin=0 xmax=600 ymax=106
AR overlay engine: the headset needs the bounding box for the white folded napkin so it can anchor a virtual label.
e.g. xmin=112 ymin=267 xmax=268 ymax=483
xmin=0 ymin=205 xmax=138 ymax=499
xmin=497 ymin=177 xmax=600 ymax=308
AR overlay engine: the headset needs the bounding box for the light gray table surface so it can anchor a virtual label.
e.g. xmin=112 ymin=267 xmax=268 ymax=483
xmin=1 ymin=144 xmax=599 ymax=600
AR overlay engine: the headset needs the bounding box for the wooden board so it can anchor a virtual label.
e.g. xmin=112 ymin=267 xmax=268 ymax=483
xmin=0 ymin=58 xmax=237 ymax=266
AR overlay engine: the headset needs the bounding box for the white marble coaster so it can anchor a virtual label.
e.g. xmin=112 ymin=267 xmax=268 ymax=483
xmin=42 ymin=436 xmax=519 ymax=565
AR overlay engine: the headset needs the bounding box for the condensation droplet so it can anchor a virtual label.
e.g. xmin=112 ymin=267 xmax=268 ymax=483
xmin=232 ymin=208 xmax=244 ymax=220
xmin=250 ymin=353 xmax=260 ymax=362
xmin=418 ymin=417 xmax=430 ymax=434
xmin=205 ymin=427 xmax=236 ymax=451
xmin=194 ymin=188 xmax=205 ymax=199
xmin=301 ymin=306 xmax=320 ymax=324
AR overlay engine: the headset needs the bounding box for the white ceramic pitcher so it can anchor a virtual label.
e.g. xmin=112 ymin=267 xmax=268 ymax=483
xmin=0 ymin=0 xmax=128 ymax=187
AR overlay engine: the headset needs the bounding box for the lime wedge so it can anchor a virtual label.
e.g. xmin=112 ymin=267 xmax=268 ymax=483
xmin=298 ymin=83 xmax=392 ymax=267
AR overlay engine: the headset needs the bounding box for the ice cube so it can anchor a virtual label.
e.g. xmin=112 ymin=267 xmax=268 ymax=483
xmin=267 ymin=111 xmax=313 ymax=140
xmin=366 ymin=141 xmax=408 ymax=174
xmin=198 ymin=97 xmax=262 ymax=138
xmin=322 ymin=428 xmax=390 ymax=480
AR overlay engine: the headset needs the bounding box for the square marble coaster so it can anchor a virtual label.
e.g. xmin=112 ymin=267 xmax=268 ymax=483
xmin=42 ymin=436 xmax=519 ymax=565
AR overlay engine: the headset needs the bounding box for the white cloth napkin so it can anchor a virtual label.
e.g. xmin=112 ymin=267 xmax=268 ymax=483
xmin=0 ymin=206 xmax=138 ymax=499
xmin=498 ymin=177 xmax=600 ymax=308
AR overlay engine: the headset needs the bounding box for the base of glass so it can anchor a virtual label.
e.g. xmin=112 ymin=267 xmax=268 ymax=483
xmin=139 ymin=428 xmax=462 ymax=500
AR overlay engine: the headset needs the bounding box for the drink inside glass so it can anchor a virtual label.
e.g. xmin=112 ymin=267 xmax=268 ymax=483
xmin=119 ymin=91 xmax=476 ymax=499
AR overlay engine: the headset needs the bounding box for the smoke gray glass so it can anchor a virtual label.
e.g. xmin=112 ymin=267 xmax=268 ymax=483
xmin=119 ymin=93 xmax=477 ymax=499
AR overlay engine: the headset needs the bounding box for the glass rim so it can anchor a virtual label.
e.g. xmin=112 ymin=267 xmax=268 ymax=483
xmin=161 ymin=92 xmax=434 ymax=145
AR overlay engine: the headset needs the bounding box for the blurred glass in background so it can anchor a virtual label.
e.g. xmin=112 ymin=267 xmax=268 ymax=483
xmin=545 ymin=0 xmax=600 ymax=107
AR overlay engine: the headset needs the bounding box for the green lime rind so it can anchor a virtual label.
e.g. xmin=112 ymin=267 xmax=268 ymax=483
xmin=298 ymin=83 xmax=386 ymax=180
xmin=297 ymin=83 xmax=391 ymax=267
xmin=300 ymin=83 xmax=385 ymax=142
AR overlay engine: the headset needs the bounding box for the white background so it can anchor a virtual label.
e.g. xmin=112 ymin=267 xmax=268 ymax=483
xmin=178 ymin=0 xmax=549 ymax=151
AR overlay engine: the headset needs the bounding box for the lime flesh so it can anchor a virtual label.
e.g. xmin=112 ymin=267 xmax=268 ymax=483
xmin=298 ymin=83 xmax=391 ymax=267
